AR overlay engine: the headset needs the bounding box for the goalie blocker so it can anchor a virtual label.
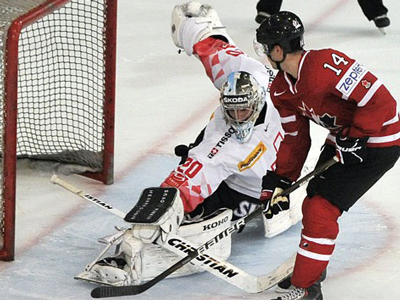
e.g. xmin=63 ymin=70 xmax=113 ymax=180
xmin=76 ymin=187 xmax=233 ymax=286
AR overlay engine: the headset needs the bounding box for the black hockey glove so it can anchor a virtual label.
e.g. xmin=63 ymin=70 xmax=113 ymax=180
xmin=260 ymin=171 xmax=292 ymax=219
xmin=335 ymin=129 xmax=369 ymax=165
xmin=174 ymin=144 xmax=190 ymax=164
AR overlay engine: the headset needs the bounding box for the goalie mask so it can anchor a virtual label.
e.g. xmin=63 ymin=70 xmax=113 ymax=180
xmin=220 ymin=72 xmax=265 ymax=143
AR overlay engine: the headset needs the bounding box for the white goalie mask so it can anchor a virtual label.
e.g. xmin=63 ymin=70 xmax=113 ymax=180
xmin=220 ymin=72 xmax=266 ymax=143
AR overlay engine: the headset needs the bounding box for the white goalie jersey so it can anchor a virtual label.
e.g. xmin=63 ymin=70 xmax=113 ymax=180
xmin=162 ymin=37 xmax=284 ymax=213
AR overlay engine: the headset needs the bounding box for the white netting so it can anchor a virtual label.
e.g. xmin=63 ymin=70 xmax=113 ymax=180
xmin=0 ymin=0 xmax=112 ymax=259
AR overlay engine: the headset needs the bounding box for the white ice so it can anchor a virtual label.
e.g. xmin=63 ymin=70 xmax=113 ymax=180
xmin=1 ymin=0 xmax=400 ymax=299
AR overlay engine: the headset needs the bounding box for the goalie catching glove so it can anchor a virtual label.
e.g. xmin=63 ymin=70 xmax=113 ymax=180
xmin=260 ymin=171 xmax=292 ymax=219
xmin=171 ymin=1 xmax=232 ymax=55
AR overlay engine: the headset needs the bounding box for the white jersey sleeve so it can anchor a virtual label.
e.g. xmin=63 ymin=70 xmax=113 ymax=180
xmin=192 ymin=37 xmax=275 ymax=92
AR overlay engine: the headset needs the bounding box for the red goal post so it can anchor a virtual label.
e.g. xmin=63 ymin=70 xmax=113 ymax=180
xmin=0 ymin=0 xmax=117 ymax=261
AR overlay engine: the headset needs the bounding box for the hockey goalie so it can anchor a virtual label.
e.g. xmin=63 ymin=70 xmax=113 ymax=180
xmin=76 ymin=1 xmax=307 ymax=287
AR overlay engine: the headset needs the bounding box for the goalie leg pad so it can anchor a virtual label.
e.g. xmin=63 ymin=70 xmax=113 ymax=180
xmin=117 ymin=208 xmax=233 ymax=284
xmin=131 ymin=225 xmax=160 ymax=244
xmin=120 ymin=233 xmax=144 ymax=285
xmin=262 ymin=210 xmax=292 ymax=238
xmin=171 ymin=1 xmax=233 ymax=55
xmin=140 ymin=208 xmax=233 ymax=281
xmin=262 ymin=182 xmax=305 ymax=238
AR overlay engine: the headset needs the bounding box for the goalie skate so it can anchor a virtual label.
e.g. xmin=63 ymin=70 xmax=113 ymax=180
xmin=75 ymin=255 xmax=132 ymax=286
xmin=75 ymin=270 xmax=124 ymax=287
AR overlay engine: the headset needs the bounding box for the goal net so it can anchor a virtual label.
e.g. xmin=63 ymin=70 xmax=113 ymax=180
xmin=0 ymin=0 xmax=116 ymax=261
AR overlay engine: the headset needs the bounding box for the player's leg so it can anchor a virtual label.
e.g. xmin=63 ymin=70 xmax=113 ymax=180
xmin=357 ymin=0 xmax=390 ymax=30
xmin=274 ymin=144 xmax=400 ymax=299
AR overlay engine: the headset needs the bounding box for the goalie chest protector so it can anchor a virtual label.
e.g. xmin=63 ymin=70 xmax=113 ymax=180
xmin=124 ymin=187 xmax=178 ymax=224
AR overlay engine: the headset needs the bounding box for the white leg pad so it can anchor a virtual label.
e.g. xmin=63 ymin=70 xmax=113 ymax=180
xmin=120 ymin=233 xmax=144 ymax=285
xmin=262 ymin=184 xmax=305 ymax=238
xmin=262 ymin=210 xmax=293 ymax=238
xmin=288 ymin=185 xmax=305 ymax=226
xmin=126 ymin=208 xmax=233 ymax=283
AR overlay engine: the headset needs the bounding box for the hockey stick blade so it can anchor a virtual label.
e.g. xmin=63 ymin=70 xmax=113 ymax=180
xmin=91 ymin=206 xmax=262 ymax=298
xmin=90 ymin=251 xmax=202 ymax=298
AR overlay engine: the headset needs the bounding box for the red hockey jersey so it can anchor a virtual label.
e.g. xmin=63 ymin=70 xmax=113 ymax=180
xmin=271 ymin=48 xmax=400 ymax=181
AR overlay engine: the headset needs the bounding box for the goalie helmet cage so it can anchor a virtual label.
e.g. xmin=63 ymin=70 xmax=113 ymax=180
xmin=0 ymin=0 xmax=117 ymax=261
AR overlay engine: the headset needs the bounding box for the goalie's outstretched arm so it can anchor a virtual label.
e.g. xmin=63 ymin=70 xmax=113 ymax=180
xmin=171 ymin=1 xmax=274 ymax=91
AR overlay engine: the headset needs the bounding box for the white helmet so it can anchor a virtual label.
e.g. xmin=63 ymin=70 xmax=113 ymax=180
xmin=220 ymin=72 xmax=266 ymax=143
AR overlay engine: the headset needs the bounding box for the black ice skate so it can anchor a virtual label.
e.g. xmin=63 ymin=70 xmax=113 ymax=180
xmin=271 ymin=282 xmax=323 ymax=300
xmin=373 ymin=14 xmax=390 ymax=34
xmin=275 ymin=269 xmax=326 ymax=294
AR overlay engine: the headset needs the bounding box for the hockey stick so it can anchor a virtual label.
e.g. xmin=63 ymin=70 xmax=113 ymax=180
xmin=50 ymin=175 xmax=126 ymax=218
xmin=89 ymin=156 xmax=338 ymax=298
xmin=278 ymin=156 xmax=338 ymax=197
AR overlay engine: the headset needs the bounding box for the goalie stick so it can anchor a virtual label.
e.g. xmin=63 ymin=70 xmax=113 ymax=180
xmin=50 ymin=175 xmax=126 ymax=218
xmin=51 ymin=156 xmax=337 ymax=298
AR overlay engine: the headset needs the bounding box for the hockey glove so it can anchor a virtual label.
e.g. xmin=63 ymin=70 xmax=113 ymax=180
xmin=175 ymin=144 xmax=190 ymax=164
xmin=335 ymin=129 xmax=368 ymax=164
xmin=171 ymin=2 xmax=232 ymax=55
xmin=260 ymin=171 xmax=291 ymax=219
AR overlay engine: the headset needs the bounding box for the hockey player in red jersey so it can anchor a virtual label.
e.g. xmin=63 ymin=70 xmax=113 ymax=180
xmin=255 ymin=11 xmax=400 ymax=300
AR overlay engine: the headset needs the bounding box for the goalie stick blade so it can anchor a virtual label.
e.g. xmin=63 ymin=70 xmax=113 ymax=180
xmin=91 ymin=284 xmax=145 ymax=298
xmin=90 ymin=252 xmax=198 ymax=298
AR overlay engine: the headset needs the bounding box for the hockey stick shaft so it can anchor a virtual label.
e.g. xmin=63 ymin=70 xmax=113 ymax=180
xmin=279 ymin=156 xmax=338 ymax=197
xmin=50 ymin=175 xmax=126 ymax=218
xmin=90 ymin=157 xmax=338 ymax=298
